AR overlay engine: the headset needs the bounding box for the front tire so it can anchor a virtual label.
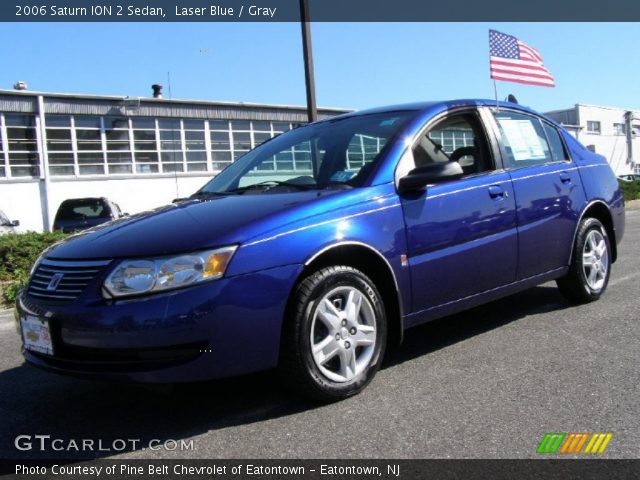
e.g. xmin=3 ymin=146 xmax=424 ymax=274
xmin=279 ymin=266 xmax=387 ymax=402
xmin=557 ymin=217 xmax=611 ymax=303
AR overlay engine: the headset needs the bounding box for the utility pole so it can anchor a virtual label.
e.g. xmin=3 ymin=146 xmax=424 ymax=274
xmin=299 ymin=0 xmax=317 ymax=123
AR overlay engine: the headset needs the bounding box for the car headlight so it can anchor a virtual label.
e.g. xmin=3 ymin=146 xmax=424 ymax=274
xmin=103 ymin=246 xmax=237 ymax=298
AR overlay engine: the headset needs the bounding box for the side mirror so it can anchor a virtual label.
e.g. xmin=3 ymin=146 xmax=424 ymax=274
xmin=398 ymin=162 xmax=464 ymax=194
xmin=10 ymin=220 xmax=19 ymax=227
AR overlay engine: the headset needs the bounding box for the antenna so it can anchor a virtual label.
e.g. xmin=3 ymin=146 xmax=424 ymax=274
xmin=167 ymin=71 xmax=180 ymax=200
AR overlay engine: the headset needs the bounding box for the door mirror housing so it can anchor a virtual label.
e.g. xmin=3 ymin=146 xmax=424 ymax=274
xmin=10 ymin=220 xmax=20 ymax=227
xmin=398 ymin=162 xmax=464 ymax=194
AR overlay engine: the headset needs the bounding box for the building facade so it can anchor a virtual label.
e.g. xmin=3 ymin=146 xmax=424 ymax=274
xmin=0 ymin=89 xmax=347 ymax=232
xmin=545 ymin=104 xmax=639 ymax=176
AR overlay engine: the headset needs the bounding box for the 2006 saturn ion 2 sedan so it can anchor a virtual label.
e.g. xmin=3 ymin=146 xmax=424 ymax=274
xmin=16 ymin=100 xmax=624 ymax=401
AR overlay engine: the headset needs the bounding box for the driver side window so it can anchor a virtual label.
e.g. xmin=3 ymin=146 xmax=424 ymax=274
xmin=412 ymin=112 xmax=494 ymax=176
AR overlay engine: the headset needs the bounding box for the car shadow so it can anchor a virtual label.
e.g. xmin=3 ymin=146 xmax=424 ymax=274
xmin=0 ymin=285 xmax=571 ymax=461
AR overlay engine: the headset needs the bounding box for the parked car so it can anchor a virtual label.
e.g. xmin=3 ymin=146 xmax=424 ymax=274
xmin=52 ymin=197 xmax=123 ymax=233
xmin=0 ymin=209 xmax=19 ymax=235
xmin=16 ymin=100 xmax=624 ymax=401
xmin=617 ymin=174 xmax=640 ymax=182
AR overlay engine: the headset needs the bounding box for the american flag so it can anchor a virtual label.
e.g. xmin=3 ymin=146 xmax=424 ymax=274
xmin=489 ymin=30 xmax=555 ymax=88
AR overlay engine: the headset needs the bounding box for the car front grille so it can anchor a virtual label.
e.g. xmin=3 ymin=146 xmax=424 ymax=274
xmin=27 ymin=258 xmax=112 ymax=301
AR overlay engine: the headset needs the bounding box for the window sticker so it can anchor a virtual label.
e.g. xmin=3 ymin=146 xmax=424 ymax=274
xmin=330 ymin=170 xmax=356 ymax=182
xmin=497 ymin=118 xmax=546 ymax=161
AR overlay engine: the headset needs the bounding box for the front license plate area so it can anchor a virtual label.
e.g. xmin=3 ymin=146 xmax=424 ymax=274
xmin=21 ymin=315 xmax=54 ymax=356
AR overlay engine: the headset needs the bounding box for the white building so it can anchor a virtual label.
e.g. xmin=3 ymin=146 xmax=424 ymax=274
xmin=0 ymin=88 xmax=346 ymax=232
xmin=545 ymin=104 xmax=639 ymax=176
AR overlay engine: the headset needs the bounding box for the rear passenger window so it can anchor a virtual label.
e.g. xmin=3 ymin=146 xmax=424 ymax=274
xmin=494 ymin=111 xmax=553 ymax=169
xmin=542 ymin=122 xmax=568 ymax=162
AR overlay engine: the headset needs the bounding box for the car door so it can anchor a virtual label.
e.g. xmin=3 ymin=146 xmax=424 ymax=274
xmin=398 ymin=108 xmax=518 ymax=313
xmin=490 ymin=110 xmax=586 ymax=279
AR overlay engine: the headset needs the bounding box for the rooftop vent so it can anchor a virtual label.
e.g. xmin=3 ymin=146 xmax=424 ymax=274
xmin=13 ymin=81 xmax=28 ymax=91
xmin=151 ymin=84 xmax=163 ymax=99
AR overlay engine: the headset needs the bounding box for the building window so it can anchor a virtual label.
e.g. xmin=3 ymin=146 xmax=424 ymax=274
xmin=132 ymin=117 xmax=160 ymax=174
xmin=183 ymin=119 xmax=207 ymax=172
xmin=586 ymin=121 xmax=601 ymax=134
xmin=613 ymin=123 xmax=626 ymax=135
xmin=104 ymin=116 xmax=132 ymax=174
xmin=75 ymin=116 xmax=105 ymax=175
xmin=4 ymin=113 xmax=39 ymax=177
xmin=45 ymin=115 xmax=75 ymax=176
xmin=155 ymin=118 xmax=180 ymax=173
xmin=210 ymin=120 xmax=232 ymax=171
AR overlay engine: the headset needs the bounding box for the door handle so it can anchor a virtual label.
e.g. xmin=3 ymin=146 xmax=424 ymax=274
xmin=488 ymin=185 xmax=505 ymax=198
xmin=559 ymin=171 xmax=571 ymax=184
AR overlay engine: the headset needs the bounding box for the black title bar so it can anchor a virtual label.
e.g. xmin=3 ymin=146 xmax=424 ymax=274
xmin=2 ymin=0 xmax=640 ymax=22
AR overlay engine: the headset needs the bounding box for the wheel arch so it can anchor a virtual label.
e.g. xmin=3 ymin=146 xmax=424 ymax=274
xmin=572 ymin=200 xmax=617 ymax=263
xmin=289 ymin=242 xmax=404 ymax=347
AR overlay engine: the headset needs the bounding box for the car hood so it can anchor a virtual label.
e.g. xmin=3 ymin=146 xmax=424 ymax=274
xmin=47 ymin=190 xmax=346 ymax=260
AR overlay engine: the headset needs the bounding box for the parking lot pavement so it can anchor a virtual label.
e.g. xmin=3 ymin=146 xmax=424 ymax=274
xmin=1 ymin=211 xmax=638 ymax=460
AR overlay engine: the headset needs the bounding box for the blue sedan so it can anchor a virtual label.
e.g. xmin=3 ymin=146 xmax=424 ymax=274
xmin=16 ymin=100 xmax=625 ymax=401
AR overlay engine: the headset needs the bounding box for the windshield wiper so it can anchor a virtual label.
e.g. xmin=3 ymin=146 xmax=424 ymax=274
xmin=227 ymin=180 xmax=317 ymax=193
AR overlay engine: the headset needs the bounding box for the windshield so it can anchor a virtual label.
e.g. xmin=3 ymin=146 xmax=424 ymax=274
xmin=197 ymin=111 xmax=415 ymax=195
xmin=55 ymin=199 xmax=111 ymax=221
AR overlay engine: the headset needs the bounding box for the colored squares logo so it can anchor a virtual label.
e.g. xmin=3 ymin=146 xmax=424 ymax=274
xmin=537 ymin=432 xmax=613 ymax=454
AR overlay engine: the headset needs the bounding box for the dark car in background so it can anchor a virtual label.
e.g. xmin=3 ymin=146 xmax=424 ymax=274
xmin=16 ymin=100 xmax=624 ymax=401
xmin=53 ymin=197 xmax=123 ymax=233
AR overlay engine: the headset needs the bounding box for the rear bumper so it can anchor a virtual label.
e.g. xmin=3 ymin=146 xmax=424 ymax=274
xmin=17 ymin=264 xmax=303 ymax=383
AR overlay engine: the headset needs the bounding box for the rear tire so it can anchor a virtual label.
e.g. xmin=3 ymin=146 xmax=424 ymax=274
xmin=279 ymin=266 xmax=387 ymax=402
xmin=557 ymin=217 xmax=611 ymax=304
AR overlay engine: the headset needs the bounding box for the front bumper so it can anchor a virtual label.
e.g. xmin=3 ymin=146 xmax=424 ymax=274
xmin=17 ymin=264 xmax=303 ymax=383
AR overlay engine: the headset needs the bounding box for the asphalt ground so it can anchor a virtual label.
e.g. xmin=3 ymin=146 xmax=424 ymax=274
xmin=0 ymin=211 xmax=638 ymax=460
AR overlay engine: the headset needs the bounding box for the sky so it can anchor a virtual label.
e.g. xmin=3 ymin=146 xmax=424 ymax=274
xmin=1 ymin=22 xmax=638 ymax=113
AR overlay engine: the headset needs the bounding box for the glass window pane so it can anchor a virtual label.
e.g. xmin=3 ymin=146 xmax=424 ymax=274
xmin=543 ymin=123 xmax=567 ymax=161
xmin=134 ymin=130 xmax=156 ymax=141
xmin=212 ymin=151 xmax=231 ymax=161
xmin=46 ymin=115 xmax=71 ymax=127
xmin=108 ymin=164 xmax=132 ymax=174
xmin=104 ymin=117 xmax=129 ymax=130
xmin=107 ymin=152 xmax=132 ymax=163
xmin=8 ymin=152 xmax=38 ymax=165
xmin=78 ymin=152 xmax=104 ymax=164
xmin=271 ymin=122 xmax=291 ymax=132
xmin=132 ymin=118 xmax=156 ymax=129
xmin=210 ymin=120 xmax=229 ymax=130
xmin=185 ymin=131 xmax=204 ymax=141
xmin=5 ymin=114 xmax=36 ymax=127
xmin=7 ymin=128 xmax=36 ymax=141
xmin=183 ymin=119 xmax=204 ymax=130
xmin=231 ymin=120 xmax=251 ymax=131
xmin=160 ymin=130 xmax=180 ymax=141
xmin=186 ymin=151 xmax=206 ymax=161
xmin=187 ymin=163 xmax=207 ymax=172
xmin=46 ymin=129 xmax=71 ymax=140
xmin=157 ymin=118 xmax=181 ymax=130
xmin=74 ymin=116 xmax=101 ymax=128
xmin=79 ymin=164 xmax=105 ymax=175
xmin=48 ymin=153 xmax=74 ymax=164
xmin=254 ymin=132 xmax=272 ymax=145
xmin=11 ymin=166 xmax=39 ymax=177
xmin=136 ymin=164 xmax=159 ymax=174
xmin=161 ymin=151 xmax=182 ymax=162
xmin=135 ymin=151 xmax=159 ymax=162
xmin=162 ymin=163 xmax=184 ymax=173
xmin=105 ymin=129 xmax=129 ymax=141
xmin=50 ymin=165 xmax=74 ymax=176
xmin=161 ymin=141 xmax=182 ymax=150
xmin=252 ymin=121 xmax=271 ymax=131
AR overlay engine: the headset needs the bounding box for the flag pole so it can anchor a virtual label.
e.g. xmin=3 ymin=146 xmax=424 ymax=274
xmin=493 ymin=79 xmax=499 ymax=110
